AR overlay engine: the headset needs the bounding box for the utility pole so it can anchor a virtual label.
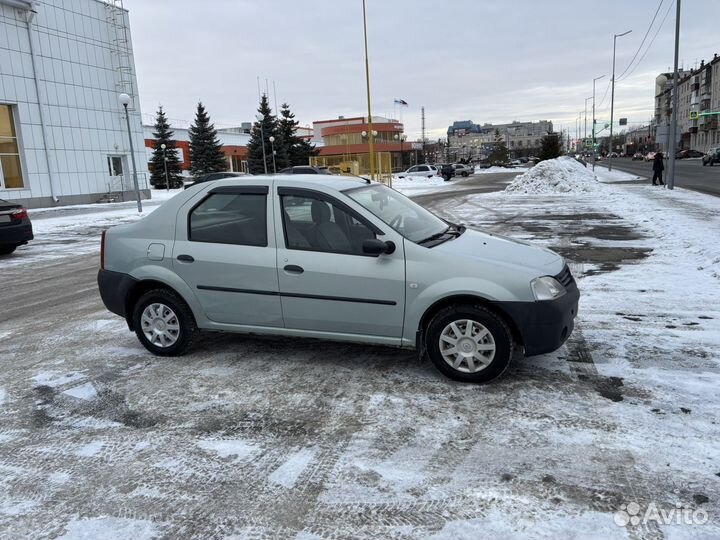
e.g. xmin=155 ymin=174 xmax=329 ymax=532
xmin=609 ymin=30 xmax=632 ymax=172
xmin=421 ymin=106 xmax=426 ymax=161
xmin=667 ymin=0 xmax=681 ymax=190
xmin=362 ymin=0 xmax=375 ymax=181
xmin=592 ymin=76 xmax=605 ymax=171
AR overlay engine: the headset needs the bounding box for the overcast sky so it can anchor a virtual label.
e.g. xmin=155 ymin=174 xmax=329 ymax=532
xmin=125 ymin=0 xmax=719 ymax=140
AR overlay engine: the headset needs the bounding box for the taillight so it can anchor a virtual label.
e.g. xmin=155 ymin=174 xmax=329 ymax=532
xmin=100 ymin=229 xmax=106 ymax=269
xmin=10 ymin=208 xmax=28 ymax=221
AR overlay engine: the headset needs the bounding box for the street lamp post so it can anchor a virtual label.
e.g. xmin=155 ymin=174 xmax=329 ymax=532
xmin=118 ymin=93 xmax=142 ymax=212
xmin=255 ymin=113 xmax=268 ymax=174
xmin=584 ymin=96 xmax=592 ymax=153
xmin=592 ymin=76 xmax=606 ymax=171
xmin=609 ymin=29 xmax=632 ymax=172
xmin=160 ymin=143 xmax=170 ymax=193
xmin=268 ymin=136 xmax=277 ymax=173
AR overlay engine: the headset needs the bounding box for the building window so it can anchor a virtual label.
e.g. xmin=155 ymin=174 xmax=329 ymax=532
xmin=0 ymin=105 xmax=24 ymax=189
xmin=107 ymin=156 xmax=124 ymax=177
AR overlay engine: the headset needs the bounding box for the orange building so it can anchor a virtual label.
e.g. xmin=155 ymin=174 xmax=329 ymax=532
xmin=143 ymin=126 xmax=249 ymax=174
xmin=310 ymin=116 xmax=419 ymax=179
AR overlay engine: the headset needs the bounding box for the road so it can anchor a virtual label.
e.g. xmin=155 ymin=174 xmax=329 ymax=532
xmin=1 ymin=171 xmax=718 ymax=539
xmin=605 ymin=157 xmax=720 ymax=196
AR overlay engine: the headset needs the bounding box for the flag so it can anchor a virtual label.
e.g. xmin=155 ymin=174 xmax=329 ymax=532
xmin=394 ymin=99 xmax=408 ymax=106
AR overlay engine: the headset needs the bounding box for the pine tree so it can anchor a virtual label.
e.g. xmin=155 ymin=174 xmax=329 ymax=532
xmin=247 ymin=95 xmax=287 ymax=174
xmin=278 ymin=103 xmax=317 ymax=167
xmin=539 ymin=132 xmax=562 ymax=161
xmin=149 ymin=106 xmax=183 ymax=188
xmin=488 ymin=129 xmax=510 ymax=164
xmin=189 ymin=102 xmax=226 ymax=177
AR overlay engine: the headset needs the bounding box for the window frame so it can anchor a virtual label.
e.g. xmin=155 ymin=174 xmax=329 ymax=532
xmin=187 ymin=185 xmax=270 ymax=247
xmin=0 ymin=104 xmax=25 ymax=190
xmin=277 ymin=186 xmax=383 ymax=257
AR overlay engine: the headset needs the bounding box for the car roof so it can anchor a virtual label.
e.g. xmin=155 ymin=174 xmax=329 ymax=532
xmin=211 ymin=173 xmax=372 ymax=191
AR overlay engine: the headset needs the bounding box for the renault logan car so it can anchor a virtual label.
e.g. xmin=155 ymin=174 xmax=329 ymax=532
xmin=97 ymin=175 xmax=579 ymax=383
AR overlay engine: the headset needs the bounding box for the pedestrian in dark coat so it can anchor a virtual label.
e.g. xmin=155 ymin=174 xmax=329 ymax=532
xmin=652 ymin=152 xmax=665 ymax=185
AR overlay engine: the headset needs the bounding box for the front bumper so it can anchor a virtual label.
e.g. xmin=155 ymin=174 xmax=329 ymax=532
xmin=97 ymin=269 xmax=137 ymax=320
xmin=494 ymin=281 xmax=580 ymax=356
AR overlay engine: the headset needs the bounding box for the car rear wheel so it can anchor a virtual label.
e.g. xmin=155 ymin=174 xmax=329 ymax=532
xmin=425 ymin=305 xmax=514 ymax=383
xmin=0 ymin=245 xmax=16 ymax=255
xmin=132 ymin=289 xmax=197 ymax=356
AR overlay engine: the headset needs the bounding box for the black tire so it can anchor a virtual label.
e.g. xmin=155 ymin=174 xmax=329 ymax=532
xmin=0 ymin=245 xmax=17 ymax=255
xmin=424 ymin=304 xmax=514 ymax=383
xmin=462 ymin=172 xmax=469 ymax=177
xmin=132 ymin=288 xmax=198 ymax=356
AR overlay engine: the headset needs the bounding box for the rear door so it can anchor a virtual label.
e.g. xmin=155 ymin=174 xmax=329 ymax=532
xmin=172 ymin=181 xmax=283 ymax=327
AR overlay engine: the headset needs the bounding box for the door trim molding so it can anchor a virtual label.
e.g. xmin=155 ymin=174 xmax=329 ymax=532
xmin=197 ymin=285 xmax=397 ymax=306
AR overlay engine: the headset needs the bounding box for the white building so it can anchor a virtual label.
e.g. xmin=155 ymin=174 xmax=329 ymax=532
xmin=0 ymin=0 xmax=147 ymax=208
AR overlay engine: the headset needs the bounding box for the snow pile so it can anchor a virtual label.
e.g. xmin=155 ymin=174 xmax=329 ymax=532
xmin=391 ymin=174 xmax=447 ymax=195
xmin=504 ymin=156 xmax=602 ymax=194
xmin=474 ymin=165 xmax=521 ymax=174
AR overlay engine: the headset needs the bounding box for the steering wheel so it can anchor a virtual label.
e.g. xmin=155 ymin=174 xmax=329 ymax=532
xmin=389 ymin=215 xmax=403 ymax=230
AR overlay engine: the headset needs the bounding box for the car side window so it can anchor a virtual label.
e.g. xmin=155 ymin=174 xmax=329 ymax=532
xmin=281 ymin=193 xmax=376 ymax=255
xmin=407 ymin=166 xmax=418 ymax=173
xmin=189 ymin=193 xmax=267 ymax=246
xmin=417 ymin=165 xmax=429 ymax=172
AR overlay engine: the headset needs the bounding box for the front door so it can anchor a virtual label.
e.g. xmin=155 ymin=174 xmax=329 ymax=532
xmin=275 ymin=187 xmax=405 ymax=339
xmin=172 ymin=184 xmax=283 ymax=327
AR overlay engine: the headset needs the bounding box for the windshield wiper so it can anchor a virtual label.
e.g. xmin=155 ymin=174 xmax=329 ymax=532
xmin=417 ymin=226 xmax=454 ymax=245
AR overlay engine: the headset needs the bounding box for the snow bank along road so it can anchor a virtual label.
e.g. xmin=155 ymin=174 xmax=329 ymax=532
xmin=0 ymin=176 xmax=718 ymax=539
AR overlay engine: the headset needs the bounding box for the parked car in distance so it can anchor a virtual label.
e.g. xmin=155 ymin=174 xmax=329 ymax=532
xmin=97 ymin=174 xmax=579 ymax=383
xmin=0 ymin=198 xmax=33 ymax=255
xmin=510 ymin=159 xmax=522 ymax=166
xmin=518 ymin=157 xmax=529 ymax=164
xmin=644 ymin=152 xmax=656 ymax=162
xmin=436 ymin=164 xmax=455 ymax=181
xmin=676 ymin=149 xmax=704 ymax=159
xmin=632 ymin=152 xmax=644 ymax=160
xmin=702 ymin=147 xmax=720 ymax=166
xmin=452 ymin=164 xmax=473 ymax=177
xmin=397 ymin=164 xmax=440 ymax=178
xmin=184 ymin=172 xmax=246 ymax=189
xmin=278 ymin=166 xmax=333 ymax=175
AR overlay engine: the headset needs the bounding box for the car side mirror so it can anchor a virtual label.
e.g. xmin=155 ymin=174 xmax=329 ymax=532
xmin=362 ymin=239 xmax=395 ymax=255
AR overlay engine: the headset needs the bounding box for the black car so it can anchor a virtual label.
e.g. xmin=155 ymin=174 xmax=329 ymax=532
xmin=702 ymin=148 xmax=720 ymax=166
xmin=183 ymin=172 xmax=245 ymax=189
xmin=278 ymin=166 xmax=333 ymax=175
xmin=676 ymin=149 xmax=704 ymax=159
xmin=0 ymin=198 xmax=33 ymax=255
xmin=437 ymin=163 xmax=455 ymax=181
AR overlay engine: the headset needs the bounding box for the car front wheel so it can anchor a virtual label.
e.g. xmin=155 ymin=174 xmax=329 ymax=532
xmin=132 ymin=289 xmax=197 ymax=356
xmin=425 ymin=305 xmax=514 ymax=383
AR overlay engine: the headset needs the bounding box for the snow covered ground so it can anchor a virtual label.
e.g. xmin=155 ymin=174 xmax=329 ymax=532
xmin=1 ymin=171 xmax=718 ymax=538
xmin=391 ymin=174 xmax=449 ymax=195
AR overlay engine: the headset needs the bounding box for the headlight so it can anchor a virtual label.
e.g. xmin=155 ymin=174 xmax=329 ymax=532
xmin=531 ymin=276 xmax=566 ymax=301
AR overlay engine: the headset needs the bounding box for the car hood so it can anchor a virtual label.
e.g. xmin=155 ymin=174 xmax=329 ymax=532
xmin=433 ymin=229 xmax=563 ymax=274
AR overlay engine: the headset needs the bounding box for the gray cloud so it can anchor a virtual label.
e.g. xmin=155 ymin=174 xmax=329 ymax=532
xmin=126 ymin=0 xmax=719 ymax=139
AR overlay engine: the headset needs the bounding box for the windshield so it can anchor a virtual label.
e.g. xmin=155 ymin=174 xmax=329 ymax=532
xmin=344 ymin=184 xmax=448 ymax=243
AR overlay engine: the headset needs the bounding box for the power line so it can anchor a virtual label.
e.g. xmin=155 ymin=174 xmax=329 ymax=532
xmin=615 ymin=0 xmax=665 ymax=81
xmin=617 ymin=0 xmax=675 ymax=82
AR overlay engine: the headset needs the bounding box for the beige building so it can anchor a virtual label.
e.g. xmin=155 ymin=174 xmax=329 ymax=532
xmin=654 ymin=53 xmax=720 ymax=153
xmin=446 ymin=120 xmax=553 ymax=160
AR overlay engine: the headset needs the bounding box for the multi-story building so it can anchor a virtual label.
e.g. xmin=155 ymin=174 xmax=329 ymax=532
xmin=446 ymin=120 xmax=553 ymax=160
xmin=654 ymin=54 xmax=720 ymax=153
xmin=0 ymin=0 xmax=148 ymax=208
xmin=624 ymin=125 xmax=654 ymax=155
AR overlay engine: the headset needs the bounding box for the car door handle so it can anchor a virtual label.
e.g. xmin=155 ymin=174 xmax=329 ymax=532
xmin=177 ymin=254 xmax=194 ymax=263
xmin=283 ymin=264 xmax=304 ymax=274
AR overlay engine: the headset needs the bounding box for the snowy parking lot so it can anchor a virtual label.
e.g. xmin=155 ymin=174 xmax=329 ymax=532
xmin=1 ymin=166 xmax=718 ymax=539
